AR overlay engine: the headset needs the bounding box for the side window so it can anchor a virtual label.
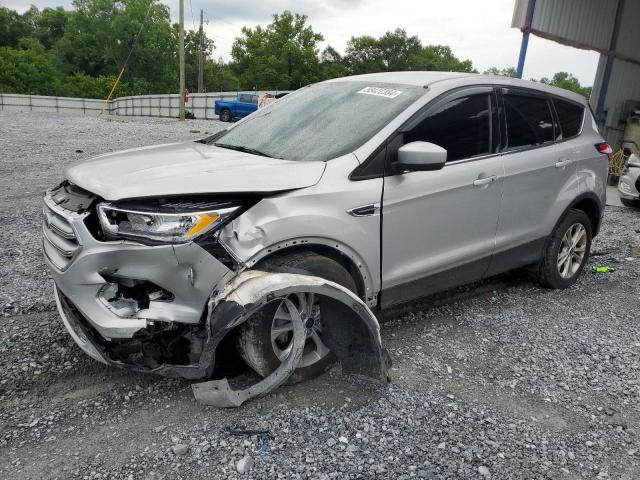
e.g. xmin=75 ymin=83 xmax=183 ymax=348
xmin=238 ymin=94 xmax=253 ymax=103
xmin=553 ymin=98 xmax=584 ymax=139
xmin=405 ymin=94 xmax=492 ymax=162
xmin=503 ymin=93 xmax=554 ymax=148
xmin=252 ymin=95 xmax=259 ymax=104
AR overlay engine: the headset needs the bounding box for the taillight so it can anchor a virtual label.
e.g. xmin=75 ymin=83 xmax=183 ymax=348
xmin=595 ymin=142 xmax=613 ymax=160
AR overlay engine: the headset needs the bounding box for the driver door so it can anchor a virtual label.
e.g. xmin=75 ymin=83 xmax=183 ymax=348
xmin=381 ymin=88 xmax=504 ymax=307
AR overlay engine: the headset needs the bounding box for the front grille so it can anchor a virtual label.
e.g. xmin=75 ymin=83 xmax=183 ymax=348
xmin=43 ymin=203 xmax=79 ymax=270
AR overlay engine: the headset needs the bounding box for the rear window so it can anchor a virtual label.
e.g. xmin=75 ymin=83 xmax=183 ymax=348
xmin=553 ymin=98 xmax=584 ymax=139
xmin=504 ymin=93 xmax=555 ymax=148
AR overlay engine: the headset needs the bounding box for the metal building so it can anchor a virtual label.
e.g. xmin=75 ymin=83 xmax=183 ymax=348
xmin=512 ymin=0 xmax=640 ymax=148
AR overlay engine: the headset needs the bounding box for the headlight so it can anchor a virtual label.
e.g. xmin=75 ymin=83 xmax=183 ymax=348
xmin=97 ymin=203 xmax=239 ymax=243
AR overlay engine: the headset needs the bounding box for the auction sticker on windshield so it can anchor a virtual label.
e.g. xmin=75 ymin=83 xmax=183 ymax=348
xmin=357 ymin=86 xmax=403 ymax=99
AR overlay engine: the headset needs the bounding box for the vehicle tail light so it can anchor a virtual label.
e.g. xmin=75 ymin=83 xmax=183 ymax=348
xmin=595 ymin=142 xmax=613 ymax=160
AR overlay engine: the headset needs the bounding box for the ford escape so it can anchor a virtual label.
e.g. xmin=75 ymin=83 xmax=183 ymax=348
xmin=43 ymin=72 xmax=608 ymax=385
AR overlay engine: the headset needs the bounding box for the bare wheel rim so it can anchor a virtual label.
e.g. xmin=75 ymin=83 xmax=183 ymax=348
xmin=270 ymin=292 xmax=331 ymax=368
xmin=557 ymin=222 xmax=587 ymax=279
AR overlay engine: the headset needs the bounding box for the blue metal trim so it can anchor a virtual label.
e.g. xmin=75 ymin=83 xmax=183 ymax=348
xmin=595 ymin=55 xmax=614 ymax=127
xmin=516 ymin=0 xmax=537 ymax=79
xmin=516 ymin=33 xmax=530 ymax=79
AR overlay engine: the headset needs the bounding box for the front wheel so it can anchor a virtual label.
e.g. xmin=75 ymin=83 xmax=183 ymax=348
xmin=235 ymin=251 xmax=357 ymax=383
xmin=537 ymin=209 xmax=592 ymax=289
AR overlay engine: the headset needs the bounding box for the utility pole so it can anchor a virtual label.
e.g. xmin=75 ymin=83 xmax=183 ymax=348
xmin=178 ymin=0 xmax=185 ymax=120
xmin=198 ymin=9 xmax=204 ymax=93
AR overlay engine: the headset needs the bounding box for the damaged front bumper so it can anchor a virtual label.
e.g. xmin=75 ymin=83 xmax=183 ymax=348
xmin=56 ymin=269 xmax=390 ymax=402
xmin=45 ymin=188 xmax=234 ymax=378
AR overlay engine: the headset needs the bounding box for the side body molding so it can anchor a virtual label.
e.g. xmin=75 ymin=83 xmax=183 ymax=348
xmin=194 ymin=271 xmax=391 ymax=407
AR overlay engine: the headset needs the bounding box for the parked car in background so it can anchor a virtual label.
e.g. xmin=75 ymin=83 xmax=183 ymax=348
xmin=618 ymin=150 xmax=640 ymax=207
xmin=43 ymin=72 xmax=608 ymax=386
xmin=214 ymin=92 xmax=258 ymax=122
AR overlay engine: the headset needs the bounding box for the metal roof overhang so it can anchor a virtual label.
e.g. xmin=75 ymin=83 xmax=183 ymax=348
xmin=512 ymin=0 xmax=640 ymax=67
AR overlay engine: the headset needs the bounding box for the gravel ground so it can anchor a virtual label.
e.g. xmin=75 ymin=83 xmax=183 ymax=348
xmin=1 ymin=111 xmax=640 ymax=479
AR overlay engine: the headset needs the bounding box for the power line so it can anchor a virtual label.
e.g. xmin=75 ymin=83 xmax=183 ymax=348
xmin=199 ymin=15 xmax=233 ymax=42
xmin=209 ymin=15 xmax=243 ymax=29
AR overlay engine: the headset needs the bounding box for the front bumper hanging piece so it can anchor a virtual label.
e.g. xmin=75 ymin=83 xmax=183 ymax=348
xmin=192 ymin=271 xmax=391 ymax=407
xmin=192 ymin=297 xmax=306 ymax=407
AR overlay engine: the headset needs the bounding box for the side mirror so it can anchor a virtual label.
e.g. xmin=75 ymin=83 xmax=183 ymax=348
xmin=396 ymin=141 xmax=447 ymax=172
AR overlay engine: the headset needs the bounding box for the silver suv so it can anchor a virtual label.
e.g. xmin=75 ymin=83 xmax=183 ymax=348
xmin=43 ymin=72 xmax=608 ymax=385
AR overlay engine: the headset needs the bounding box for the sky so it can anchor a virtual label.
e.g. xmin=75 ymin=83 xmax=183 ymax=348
xmin=7 ymin=0 xmax=601 ymax=86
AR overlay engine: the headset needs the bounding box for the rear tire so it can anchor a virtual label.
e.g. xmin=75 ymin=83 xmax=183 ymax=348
xmin=537 ymin=209 xmax=592 ymax=289
xmin=621 ymin=198 xmax=640 ymax=208
xmin=235 ymin=251 xmax=357 ymax=383
xmin=219 ymin=109 xmax=231 ymax=122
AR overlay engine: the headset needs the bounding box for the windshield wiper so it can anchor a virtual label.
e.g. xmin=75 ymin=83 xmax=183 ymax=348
xmin=213 ymin=143 xmax=275 ymax=158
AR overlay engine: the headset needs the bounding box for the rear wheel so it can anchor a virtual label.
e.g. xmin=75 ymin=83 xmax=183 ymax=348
xmin=235 ymin=251 xmax=357 ymax=383
xmin=537 ymin=209 xmax=592 ymax=289
xmin=219 ymin=109 xmax=231 ymax=122
xmin=621 ymin=198 xmax=640 ymax=208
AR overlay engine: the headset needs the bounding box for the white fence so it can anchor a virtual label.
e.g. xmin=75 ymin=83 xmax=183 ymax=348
xmin=0 ymin=92 xmax=288 ymax=119
xmin=0 ymin=93 xmax=104 ymax=116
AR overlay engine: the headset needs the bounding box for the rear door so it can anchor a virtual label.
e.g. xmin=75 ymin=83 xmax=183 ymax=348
xmin=552 ymin=98 xmax=604 ymax=201
xmin=488 ymin=88 xmax=578 ymax=275
xmin=381 ymin=87 xmax=504 ymax=307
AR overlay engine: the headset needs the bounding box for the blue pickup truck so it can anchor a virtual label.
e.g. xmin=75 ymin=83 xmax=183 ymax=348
xmin=214 ymin=93 xmax=259 ymax=122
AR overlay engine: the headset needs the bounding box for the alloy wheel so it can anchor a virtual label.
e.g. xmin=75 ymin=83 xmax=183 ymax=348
xmin=270 ymin=293 xmax=330 ymax=368
xmin=557 ymin=223 xmax=587 ymax=279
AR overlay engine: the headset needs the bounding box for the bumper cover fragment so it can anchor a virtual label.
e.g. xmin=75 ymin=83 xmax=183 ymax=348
xmin=193 ymin=271 xmax=391 ymax=407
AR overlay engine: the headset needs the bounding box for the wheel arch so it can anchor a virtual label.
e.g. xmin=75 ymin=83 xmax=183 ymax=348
xmin=245 ymin=240 xmax=375 ymax=306
xmin=567 ymin=192 xmax=603 ymax=237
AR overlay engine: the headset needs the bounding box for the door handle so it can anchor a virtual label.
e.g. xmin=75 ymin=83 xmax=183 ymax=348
xmin=555 ymin=158 xmax=572 ymax=168
xmin=473 ymin=175 xmax=497 ymax=187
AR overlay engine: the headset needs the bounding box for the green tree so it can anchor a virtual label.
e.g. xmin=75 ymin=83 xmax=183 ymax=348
xmin=409 ymin=45 xmax=474 ymax=72
xmin=63 ymin=72 xmax=116 ymax=98
xmin=483 ymin=66 xmax=517 ymax=77
xmin=34 ymin=7 xmax=70 ymax=49
xmin=56 ymin=0 xmax=177 ymax=93
xmin=319 ymin=46 xmax=348 ymax=80
xmin=539 ymin=72 xmax=591 ymax=99
xmin=0 ymin=38 xmax=65 ymax=95
xmin=183 ymin=29 xmax=214 ymax=92
xmin=344 ymin=29 xmax=474 ymax=75
xmin=344 ymin=35 xmax=384 ymax=74
xmin=204 ymin=59 xmax=240 ymax=92
xmin=0 ymin=6 xmax=36 ymax=47
xmin=231 ymin=11 xmax=324 ymax=90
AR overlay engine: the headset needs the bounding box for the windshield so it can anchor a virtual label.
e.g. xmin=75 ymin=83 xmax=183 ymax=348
xmin=211 ymin=81 xmax=425 ymax=161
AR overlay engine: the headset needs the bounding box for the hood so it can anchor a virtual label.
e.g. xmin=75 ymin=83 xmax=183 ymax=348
xmin=65 ymin=142 xmax=326 ymax=201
